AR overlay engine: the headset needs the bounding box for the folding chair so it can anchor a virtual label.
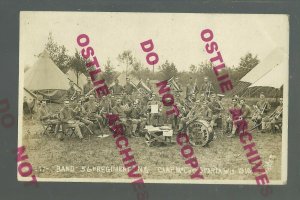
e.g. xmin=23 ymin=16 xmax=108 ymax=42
xmin=40 ymin=120 xmax=58 ymax=136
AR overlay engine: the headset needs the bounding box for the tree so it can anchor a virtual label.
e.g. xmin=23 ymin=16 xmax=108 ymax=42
xmin=45 ymin=32 xmax=71 ymax=73
xmin=118 ymin=50 xmax=134 ymax=78
xmin=236 ymin=53 xmax=260 ymax=80
xmin=68 ymin=49 xmax=87 ymax=85
xmin=159 ymin=60 xmax=178 ymax=80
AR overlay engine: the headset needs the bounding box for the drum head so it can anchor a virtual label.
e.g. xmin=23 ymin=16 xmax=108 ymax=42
xmin=187 ymin=120 xmax=213 ymax=147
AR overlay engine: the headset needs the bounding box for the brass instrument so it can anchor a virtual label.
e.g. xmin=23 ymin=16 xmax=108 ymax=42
xmin=260 ymin=101 xmax=268 ymax=115
xmin=70 ymin=90 xmax=77 ymax=101
xmin=268 ymin=106 xmax=283 ymax=120
xmin=85 ymin=87 xmax=96 ymax=98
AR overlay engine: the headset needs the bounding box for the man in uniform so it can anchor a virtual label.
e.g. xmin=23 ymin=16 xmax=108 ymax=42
xmin=252 ymin=93 xmax=271 ymax=131
xmin=66 ymin=81 xmax=77 ymax=100
xmin=73 ymin=100 xmax=95 ymax=135
xmin=38 ymin=100 xmax=60 ymax=134
xmin=186 ymin=77 xmax=197 ymax=99
xmin=239 ymin=98 xmax=251 ymax=120
xmin=263 ymin=98 xmax=283 ymax=134
xmin=180 ymin=100 xmax=212 ymax=131
xmin=145 ymin=78 xmax=152 ymax=90
xmin=129 ymin=101 xmax=147 ymax=137
xmin=201 ymin=77 xmax=215 ymax=99
xmin=270 ymin=98 xmax=283 ymax=133
xmin=147 ymin=94 xmax=161 ymax=126
xmin=124 ymin=77 xmax=135 ymax=95
xmin=110 ymin=79 xmax=123 ymax=95
xmin=161 ymin=97 xmax=177 ymax=129
xmin=59 ymin=100 xmax=84 ymax=141
xmin=83 ymin=77 xmax=94 ymax=96
xmin=208 ymin=94 xmax=222 ymax=128
xmin=226 ymin=97 xmax=241 ymax=137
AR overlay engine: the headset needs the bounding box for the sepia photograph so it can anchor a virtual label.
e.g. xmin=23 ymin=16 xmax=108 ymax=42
xmin=18 ymin=11 xmax=288 ymax=184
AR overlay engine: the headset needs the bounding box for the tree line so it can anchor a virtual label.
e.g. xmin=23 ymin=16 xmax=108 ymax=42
xmin=45 ymin=33 xmax=260 ymax=92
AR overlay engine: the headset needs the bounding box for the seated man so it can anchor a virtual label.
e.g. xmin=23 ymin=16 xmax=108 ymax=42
xmin=83 ymin=95 xmax=108 ymax=137
xmin=128 ymin=101 xmax=147 ymax=137
xmin=239 ymin=98 xmax=251 ymax=120
xmin=264 ymin=98 xmax=283 ymax=133
xmin=180 ymin=100 xmax=209 ymax=131
xmin=38 ymin=100 xmax=60 ymax=134
xmin=73 ymin=100 xmax=94 ymax=135
xmin=226 ymin=97 xmax=242 ymax=137
xmin=208 ymin=94 xmax=222 ymax=128
xmin=270 ymin=98 xmax=283 ymax=133
xmin=59 ymin=100 xmax=84 ymax=141
xmin=252 ymin=93 xmax=271 ymax=131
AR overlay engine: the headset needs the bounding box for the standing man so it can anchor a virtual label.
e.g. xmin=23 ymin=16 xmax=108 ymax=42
xmin=185 ymin=77 xmax=195 ymax=99
xmin=66 ymin=81 xmax=77 ymax=100
xmin=124 ymin=77 xmax=135 ymax=95
xmin=201 ymin=77 xmax=215 ymax=99
xmin=83 ymin=77 xmax=94 ymax=96
xmin=145 ymin=78 xmax=152 ymax=90
xmin=110 ymin=79 xmax=124 ymax=95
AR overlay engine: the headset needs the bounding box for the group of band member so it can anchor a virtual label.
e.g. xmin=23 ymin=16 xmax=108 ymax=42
xmin=35 ymin=76 xmax=283 ymax=141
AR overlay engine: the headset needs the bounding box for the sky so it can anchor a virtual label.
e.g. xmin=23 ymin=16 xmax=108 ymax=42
xmin=20 ymin=12 xmax=289 ymax=72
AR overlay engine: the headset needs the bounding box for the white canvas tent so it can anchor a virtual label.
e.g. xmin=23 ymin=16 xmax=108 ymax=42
xmin=24 ymin=50 xmax=70 ymax=102
xmin=66 ymin=69 xmax=87 ymax=89
xmin=233 ymin=47 xmax=287 ymax=96
xmin=25 ymin=50 xmax=70 ymax=91
xmin=249 ymin=62 xmax=286 ymax=89
xmin=240 ymin=47 xmax=285 ymax=84
xmin=24 ymin=87 xmax=37 ymax=103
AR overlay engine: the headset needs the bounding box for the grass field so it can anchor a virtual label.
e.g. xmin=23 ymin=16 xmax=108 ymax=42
xmin=22 ymin=113 xmax=282 ymax=182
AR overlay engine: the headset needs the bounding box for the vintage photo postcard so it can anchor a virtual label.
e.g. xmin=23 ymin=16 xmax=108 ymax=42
xmin=18 ymin=11 xmax=288 ymax=184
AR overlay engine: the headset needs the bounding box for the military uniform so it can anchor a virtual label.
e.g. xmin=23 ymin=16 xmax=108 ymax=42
xmin=240 ymin=104 xmax=251 ymax=119
xmin=252 ymin=98 xmax=271 ymax=130
xmin=124 ymin=82 xmax=135 ymax=95
xmin=38 ymin=105 xmax=60 ymax=133
xmin=66 ymin=86 xmax=76 ymax=100
xmin=59 ymin=106 xmax=84 ymax=139
xmin=146 ymin=99 xmax=161 ymax=126
xmin=83 ymin=82 xmax=94 ymax=96
xmin=185 ymin=82 xmax=194 ymax=99
xmin=129 ymin=105 xmax=146 ymax=136
xmin=110 ymin=84 xmax=124 ymax=95
xmin=270 ymin=103 xmax=283 ymax=133
xmin=208 ymin=100 xmax=222 ymax=127
xmin=201 ymin=82 xmax=214 ymax=97
xmin=226 ymin=102 xmax=241 ymax=136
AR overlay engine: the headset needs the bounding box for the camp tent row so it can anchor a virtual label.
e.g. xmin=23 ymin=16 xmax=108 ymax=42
xmin=24 ymin=50 xmax=87 ymax=102
xmin=233 ymin=47 xmax=287 ymax=97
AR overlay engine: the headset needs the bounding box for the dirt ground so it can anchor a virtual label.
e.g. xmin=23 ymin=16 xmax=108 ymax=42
xmin=21 ymin=114 xmax=282 ymax=182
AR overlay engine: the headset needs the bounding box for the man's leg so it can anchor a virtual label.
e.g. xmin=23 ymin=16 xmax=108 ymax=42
xmin=67 ymin=123 xmax=83 ymax=139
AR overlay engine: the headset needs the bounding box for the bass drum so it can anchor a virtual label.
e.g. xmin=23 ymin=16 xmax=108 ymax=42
xmin=187 ymin=119 xmax=214 ymax=147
